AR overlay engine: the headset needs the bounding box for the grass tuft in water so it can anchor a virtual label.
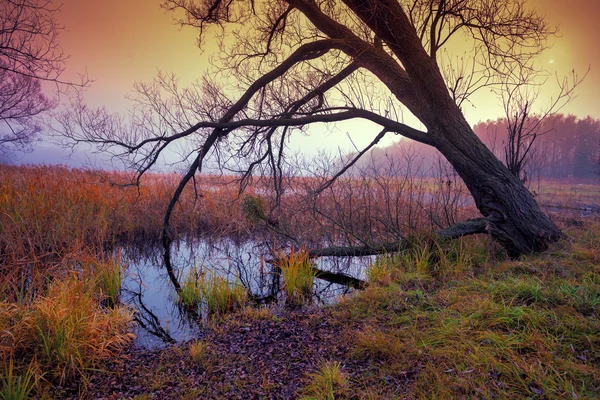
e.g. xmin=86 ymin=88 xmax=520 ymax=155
xmin=178 ymin=267 xmax=247 ymax=315
xmin=277 ymin=248 xmax=316 ymax=306
xmin=179 ymin=267 xmax=204 ymax=309
xmin=202 ymin=273 xmax=247 ymax=315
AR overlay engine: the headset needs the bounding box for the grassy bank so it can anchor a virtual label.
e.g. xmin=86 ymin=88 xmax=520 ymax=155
xmin=44 ymin=216 xmax=599 ymax=399
xmin=1 ymin=164 xmax=598 ymax=398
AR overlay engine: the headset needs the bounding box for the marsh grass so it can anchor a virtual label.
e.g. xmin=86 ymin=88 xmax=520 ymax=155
xmin=366 ymin=255 xmax=397 ymax=286
xmin=31 ymin=276 xmax=134 ymax=383
xmin=178 ymin=268 xmax=247 ymax=315
xmin=333 ymin=220 xmax=600 ymax=398
xmin=202 ymin=273 xmax=247 ymax=315
xmin=93 ymin=256 xmax=123 ymax=308
xmin=0 ymin=265 xmax=134 ymax=390
xmin=1 ymin=164 xmax=599 ymax=397
xmin=72 ymin=252 xmax=125 ymax=308
xmin=277 ymin=249 xmax=316 ymax=306
xmin=179 ymin=267 xmax=204 ymax=309
xmin=0 ymin=357 xmax=37 ymax=400
xmin=300 ymin=361 xmax=349 ymax=400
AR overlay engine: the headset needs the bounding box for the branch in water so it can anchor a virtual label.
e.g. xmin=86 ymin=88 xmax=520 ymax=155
xmin=308 ymin=218 xmax=488 ymax=258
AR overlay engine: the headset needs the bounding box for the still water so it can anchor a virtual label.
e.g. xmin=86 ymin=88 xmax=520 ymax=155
xmin=119 ymin=238 xmax=371 ymax=349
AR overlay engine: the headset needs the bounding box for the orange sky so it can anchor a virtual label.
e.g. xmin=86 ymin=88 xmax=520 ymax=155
xmin=22 ymin=0 xmax=600 ymax=163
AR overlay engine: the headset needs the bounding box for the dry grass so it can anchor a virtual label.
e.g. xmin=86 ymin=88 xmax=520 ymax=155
xmin=0 ymin=357 xmax=38 ymax=400
xmin=1 ymin=271 xmax=134 ymax=388
xmin=188 ymin=340 xmax=209 ymax=365
xmin=0 ymin=248 xmax=135 ymax=397
xmin=534 ymin=178 xmax=600 ymax=208
xmin=31 ymin=276 xmax=134 ymax=383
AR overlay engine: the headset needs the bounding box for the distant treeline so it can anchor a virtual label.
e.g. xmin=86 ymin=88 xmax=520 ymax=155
xmin=358 ymin=114 xmax=600 ymax=179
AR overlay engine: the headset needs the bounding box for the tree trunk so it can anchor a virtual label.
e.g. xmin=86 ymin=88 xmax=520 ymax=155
xmin=434 ymin=118 xmax=564 ymax=257
xmin=342 ymin=0 xmax=564 ymax=257
xmin=409 ymin=44 xmax=564 ymax=257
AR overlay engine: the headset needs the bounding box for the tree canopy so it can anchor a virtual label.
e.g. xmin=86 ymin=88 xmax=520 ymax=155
xmin=59 ymin=0 xmax=565 ymax=256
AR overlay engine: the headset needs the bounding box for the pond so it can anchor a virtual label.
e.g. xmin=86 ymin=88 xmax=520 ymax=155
xmin=119 ymin=238 xmax=372 ymax=349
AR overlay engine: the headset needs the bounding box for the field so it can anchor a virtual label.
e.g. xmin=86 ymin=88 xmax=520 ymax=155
xmin=0 ymin=164 xmax=598 ymax=399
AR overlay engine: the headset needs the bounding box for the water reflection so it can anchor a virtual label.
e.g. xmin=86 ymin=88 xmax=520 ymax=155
xmin=120 ymin=238 xmax=371 ymax=348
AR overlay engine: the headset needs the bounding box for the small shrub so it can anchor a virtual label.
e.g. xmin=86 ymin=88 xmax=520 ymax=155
xmin=241 ymin=195 xmax=267 ymax=223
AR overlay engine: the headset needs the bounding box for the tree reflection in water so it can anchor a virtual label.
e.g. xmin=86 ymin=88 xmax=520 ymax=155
xmin=120 ymin=237 xmax=369 ymax=348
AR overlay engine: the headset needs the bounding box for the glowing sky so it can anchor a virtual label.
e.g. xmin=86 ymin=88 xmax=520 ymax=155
xmin=11 ymin=0 xmax=600 ymax=166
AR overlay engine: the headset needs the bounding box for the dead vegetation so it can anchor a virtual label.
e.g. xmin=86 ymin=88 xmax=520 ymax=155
xmin=1 ymin=164 xmax=598 ymax=398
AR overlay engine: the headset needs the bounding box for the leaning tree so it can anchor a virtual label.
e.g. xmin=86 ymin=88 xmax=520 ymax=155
xmin=59 ymin=0 xmax=565 ymax=257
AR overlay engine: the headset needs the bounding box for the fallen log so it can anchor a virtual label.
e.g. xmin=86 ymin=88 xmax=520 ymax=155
xmin=267 ymin=218 xmax=488 ymax=289
xmin=308 ymin=218 xmax=488 ymax=258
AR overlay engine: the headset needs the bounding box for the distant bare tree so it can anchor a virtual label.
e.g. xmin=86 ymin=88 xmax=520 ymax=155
xmin=0 ymin=0 xmax=75 ymax=154
xmin=595 ymin=138 xmax=600 ymax=177
xmin=500 ymin=66 xmax=586 ymax=182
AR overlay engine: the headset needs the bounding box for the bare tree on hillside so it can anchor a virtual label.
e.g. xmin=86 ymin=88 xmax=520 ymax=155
xmin=0 ymin=0 xmax=79 ymax=154
xmin=59 ymin=0 xmax=566 ymax=257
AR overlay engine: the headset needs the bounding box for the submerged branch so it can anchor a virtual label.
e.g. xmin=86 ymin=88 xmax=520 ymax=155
xmin=310 ymin=267 xmax=366 ymax=289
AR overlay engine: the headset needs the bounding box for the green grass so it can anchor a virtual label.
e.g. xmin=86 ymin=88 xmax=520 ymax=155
xmin=278 ymin=248 xmax=316 ymax=306
xmin=202 ymin=273 xmax=247 ymax=315
xmin=332 ymin=219 xmax=600 ymax=398
xmin=0 ymin=358 xmax=37 ymax=400
xmin=93 ymin=257 xmax=123 ymax=308
xmin=178 ymin=267 xmax=247 ymax=315
xmin=178 ymin=267 xmax=204 ymax=309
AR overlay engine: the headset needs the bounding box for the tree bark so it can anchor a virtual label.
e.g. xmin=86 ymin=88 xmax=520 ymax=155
xmin=433 ymin=122 xmax=564 ymax=257
xmin=340 ymin=0 xmax=564 ymax=257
